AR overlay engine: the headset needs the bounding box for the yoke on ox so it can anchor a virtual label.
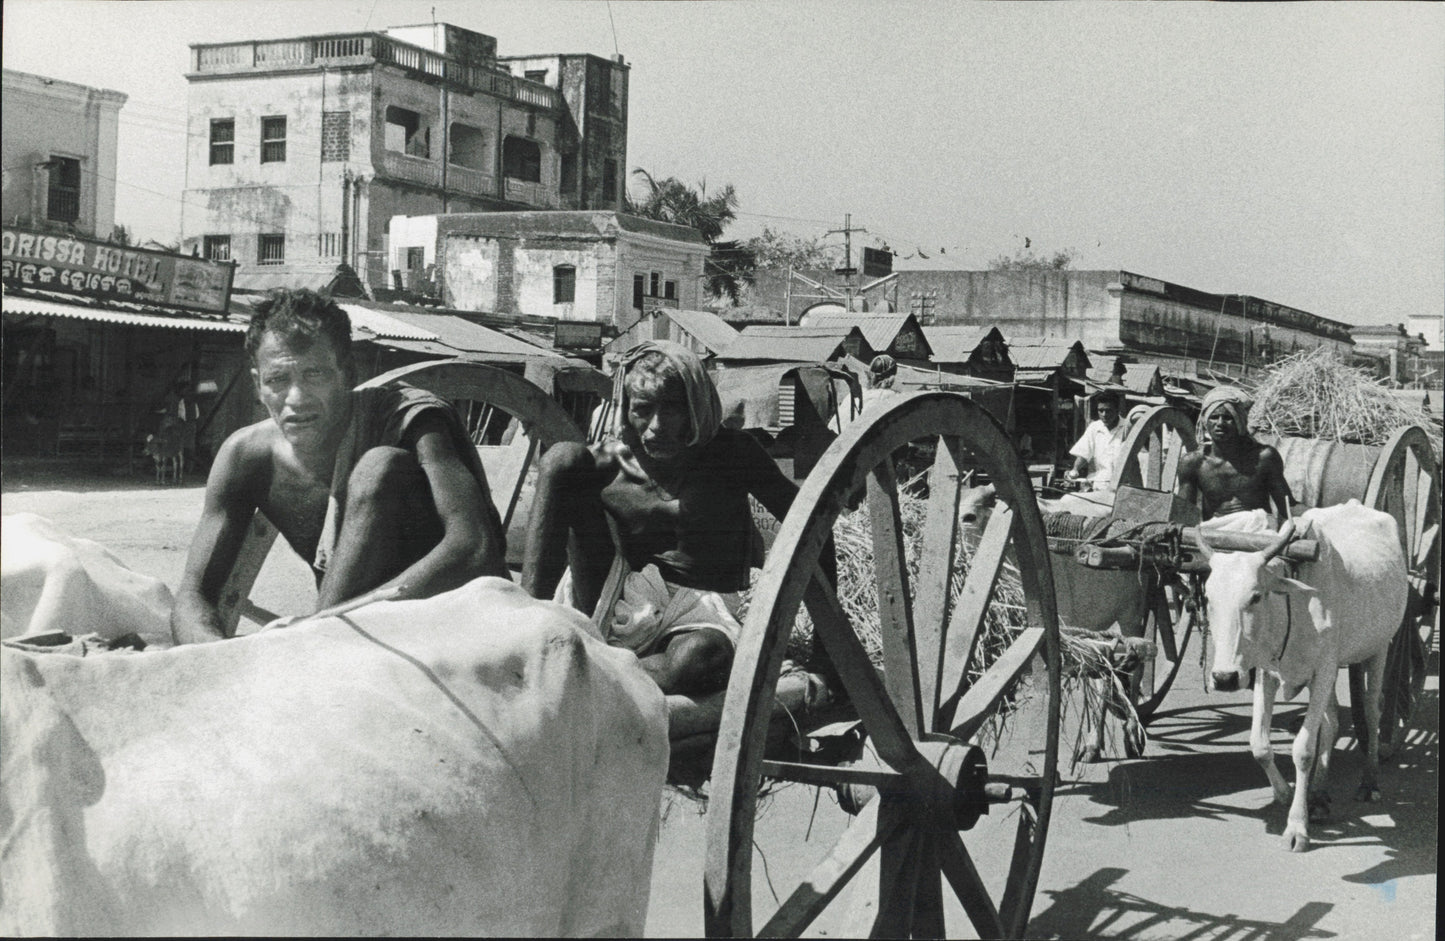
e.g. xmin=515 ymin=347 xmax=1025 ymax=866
xmin=1202 ymin=501 xmax=1407 ymax=852
xmin=0 ymin=576 xmax=669 ymax=936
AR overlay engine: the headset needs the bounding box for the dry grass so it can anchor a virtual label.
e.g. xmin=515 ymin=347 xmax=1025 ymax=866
xmin=1249 ymin=346 xmax=1442 ymax=457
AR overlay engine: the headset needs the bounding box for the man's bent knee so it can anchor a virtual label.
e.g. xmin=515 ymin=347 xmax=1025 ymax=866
xmin=538 ymin=441 xmax=595 ymax=481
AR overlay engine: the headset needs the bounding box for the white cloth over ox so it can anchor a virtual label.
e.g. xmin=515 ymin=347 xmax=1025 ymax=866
xmin=1 ymin=576 xmax=669 ymax=937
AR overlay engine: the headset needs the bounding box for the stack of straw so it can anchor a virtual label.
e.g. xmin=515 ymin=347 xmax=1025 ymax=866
xmin=1249 ymin=346 xmax=1441 ymax=456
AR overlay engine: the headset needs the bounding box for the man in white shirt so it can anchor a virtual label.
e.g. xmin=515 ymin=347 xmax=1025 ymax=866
xmin=1065 ymin=392 xmax=1128 ymax=492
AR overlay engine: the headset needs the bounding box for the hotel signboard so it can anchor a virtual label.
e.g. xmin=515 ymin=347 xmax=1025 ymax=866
xmin=2 ymin=226 xmax=234 ymax=315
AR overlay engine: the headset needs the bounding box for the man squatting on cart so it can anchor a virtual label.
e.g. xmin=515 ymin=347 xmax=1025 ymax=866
xmin=171 ymin=289 xmax=509 ymax=645
xmin=1177 ymin=385 xmax=1293 ymax=525
xmin=521 ymin=340 xmax=811 ymax=697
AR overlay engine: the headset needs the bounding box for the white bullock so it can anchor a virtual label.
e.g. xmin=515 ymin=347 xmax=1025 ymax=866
xmin=1201 ymin=501 xmax=1406 ymax=852
xmin=1 ymin=576 xmax=669 ymax=935
xmin=1 ymin=513 xmax=175 ymax=648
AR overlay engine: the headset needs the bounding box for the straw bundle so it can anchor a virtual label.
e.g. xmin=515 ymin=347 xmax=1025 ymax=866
xmin=1249 ymin=346 xmax=1442 ymax=456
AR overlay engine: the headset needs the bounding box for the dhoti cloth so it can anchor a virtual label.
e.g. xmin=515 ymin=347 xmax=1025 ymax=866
xmin=554 ymin=565 xmax=743 ymax=657
xmin=313 ymin=383 xmax=502 ymax=575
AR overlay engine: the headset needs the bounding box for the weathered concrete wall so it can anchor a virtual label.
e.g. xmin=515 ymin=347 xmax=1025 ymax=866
xmin=898 ymin=269 xmax=1122 ymax=349
xmin=511 ymin=242 xmax=600 ymax=320
xmin=441 ymin=235 xmax=501 ymax=311
xmin=2 ymin=70 xmax=125 ymax=239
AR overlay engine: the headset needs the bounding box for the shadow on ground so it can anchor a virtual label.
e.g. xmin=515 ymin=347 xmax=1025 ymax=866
xmin=1029 ymin=867 xmax=1337 ymax=940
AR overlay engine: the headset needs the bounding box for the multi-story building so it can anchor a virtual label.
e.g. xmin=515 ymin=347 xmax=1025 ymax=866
xmin=1 ymin=69 xmax=127 ymax=240
xmin=181 ymin=23 xmax=628 ymax=293
xmin=390 ymin=210 xmax=706 ymax=331
xmin=1350 ymin=323 xmax=1432 ymax=386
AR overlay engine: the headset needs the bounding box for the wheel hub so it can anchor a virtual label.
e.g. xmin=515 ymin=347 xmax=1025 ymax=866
xmin=918 ymin=739 xmax=991 ymax=830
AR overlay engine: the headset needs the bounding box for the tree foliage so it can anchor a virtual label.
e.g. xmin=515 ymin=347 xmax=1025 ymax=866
xmin=987 ymin=246 xmax=1077 ymax=271
xmin=744 ymin=226 xmax=844 ymax=271
xmin=626 ymin=169 xmax=756 ymax=303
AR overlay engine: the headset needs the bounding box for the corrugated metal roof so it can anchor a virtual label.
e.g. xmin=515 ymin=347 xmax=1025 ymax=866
xmin=805 ymin=313 xmax=914 ymax=353
xmin=922 ymin=325 xmax=993 ymax=363
xmin=2 ymin=292 xmax=247 ymax=332
xmin=1008 ymin=341 xmax=1089 ymax=370
xmin=338 ymin=304 xmax=438 ymax=341
xmin=660 ymin=308 xmax=740 ymax=355
xmin=381 ymin=310 xmax=562 ymax=358
xmin=721 ymin=327 xmax=850 ymax=363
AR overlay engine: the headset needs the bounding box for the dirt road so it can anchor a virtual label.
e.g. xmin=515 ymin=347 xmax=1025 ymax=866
xmin=3 ymin=474 xmax=1436 ymax=939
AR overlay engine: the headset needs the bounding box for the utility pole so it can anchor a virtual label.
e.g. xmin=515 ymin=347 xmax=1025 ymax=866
xmin=827 ymin=213 xmax=866 ymax=311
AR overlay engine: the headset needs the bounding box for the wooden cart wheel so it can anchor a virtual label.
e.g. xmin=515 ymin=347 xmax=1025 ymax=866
xmin=1131 ymin=570 xmax=1201 ymax=724
xmin=1110 ymin=405 xmax=1200 ymax=725
xmin=1111 ymin=405 xmax=1198 ymax=493
xmin=1350 ymin=425 xmax=1441 ymax=757
xmin=360 ymin=360 xmax=586 ymax=565
xmin=704 ymin=392 xmax=1062 ymax=939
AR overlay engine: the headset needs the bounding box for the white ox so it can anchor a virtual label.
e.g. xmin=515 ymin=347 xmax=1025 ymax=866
xmin=1 ymin=513 xmax=175 ymax=648
xmin=1202 ymin=500 xmax=1406 ymax=853
xmin=1 ymin=569 xmax=669 ymax=935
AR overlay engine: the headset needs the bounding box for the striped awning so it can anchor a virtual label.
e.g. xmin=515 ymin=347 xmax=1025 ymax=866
xmin=2 ymin=292 xmax=247 ymax=333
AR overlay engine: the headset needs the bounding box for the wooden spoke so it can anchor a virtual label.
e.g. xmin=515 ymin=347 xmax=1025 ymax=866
xmin=997 ymin=799 xmax=1045 ymax=939
xmin=936 ymin=827 xmax=1004 ymax=940
xmin=705 ymin=392 xmax=1060 ymax=939
xmin=868 ymin=457 xmax=922 ymax=738
xmin=914 ymin=435 xmax=966 ymax=735
xmin=805 ymin=569 xmax=920 ymax=772
xmin=1112 ymin=406 xmax=1198 ymax=494
xmin=937 ymin=503 xmax=1015 ymax=724
xmin=948 ymin=627 xmax=1045 ymax=741
xmin=757 ymin=801 xmax=895 ymax=938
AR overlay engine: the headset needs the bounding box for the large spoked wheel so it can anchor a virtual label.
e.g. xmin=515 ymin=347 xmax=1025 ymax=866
xmin=704 ymin=392 xmax=1062 ymax=939
xmin=1351 ymin=425 xmax=1441 ymax=758
xmin=1111 ymin=406 xmax=1200 ymax=724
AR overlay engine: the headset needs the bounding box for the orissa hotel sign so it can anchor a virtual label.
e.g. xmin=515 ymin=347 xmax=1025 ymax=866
xmin=2 ymin=226 xmax=234 ymax=315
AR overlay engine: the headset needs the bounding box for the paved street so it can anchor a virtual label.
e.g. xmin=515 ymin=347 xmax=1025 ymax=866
xmin=3 ymin=473 xmax=1437 ymax=939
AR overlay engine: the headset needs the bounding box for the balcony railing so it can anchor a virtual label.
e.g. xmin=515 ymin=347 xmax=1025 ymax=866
xmin=378 ymin=151 xmax=443 ymax=188
xmin=192 ymin=34 xmax=563 ymax=110
xmin=445 ymin=164 xmax=495 ymax=198
xmin=504 ymin=178 xmax=549 ymax=206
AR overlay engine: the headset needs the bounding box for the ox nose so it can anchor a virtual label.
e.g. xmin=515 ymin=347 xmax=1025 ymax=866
xmin=1211 ymin=671 xmax=1240 ymax=693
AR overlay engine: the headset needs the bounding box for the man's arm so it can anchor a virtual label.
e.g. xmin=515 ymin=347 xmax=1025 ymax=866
xmin=363 ymin=415 xmax=507 ymax=601
xmin=1175 ymin=450 xmax=1203 ymax=510
xmin=171 ymin=432 xmax=262 ymax=644
xmin=1259 ymin=446 xmax=1293 ymax=520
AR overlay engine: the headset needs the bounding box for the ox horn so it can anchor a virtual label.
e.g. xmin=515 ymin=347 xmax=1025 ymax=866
xmin=1261 ymin=519 xmax=1297 ymax=562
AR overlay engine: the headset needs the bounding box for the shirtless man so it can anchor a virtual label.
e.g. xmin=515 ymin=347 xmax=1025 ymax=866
xmin=1176 ymin=387 xmax=1292 ymax=522
xmin=171 ymin=288 xmax=507 ymax=644
xmin=521 ymin=341 xmax=802 ymax=696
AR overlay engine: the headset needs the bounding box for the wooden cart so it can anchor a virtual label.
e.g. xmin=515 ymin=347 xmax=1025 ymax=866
xmin=1084 ymin=405 xmax=1440 ymax=752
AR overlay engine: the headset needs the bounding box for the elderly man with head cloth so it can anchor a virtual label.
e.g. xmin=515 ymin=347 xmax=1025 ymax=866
xmin=1177 ymin=385 xmax=1293 ymax=523
xmin=521 ymin=341 xmax=804 ymax=696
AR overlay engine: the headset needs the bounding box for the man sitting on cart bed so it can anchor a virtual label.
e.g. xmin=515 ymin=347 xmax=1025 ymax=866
xmin=521 ymin=340 xmax=804 ymax=697
xmin=171 ymin=288 xmax=509 ymax=645
xmin=1177 ymin=385 xmax=1293 ymax=525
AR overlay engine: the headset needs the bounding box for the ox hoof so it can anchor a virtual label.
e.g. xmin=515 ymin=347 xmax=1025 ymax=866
xmin=1284 ymin=828 xmax=1311 ymax=853
xmin=1354 ymin=785 xmax=1382 ymax=803
xmin=1307 ymin=793 xmax=1332 ymax=823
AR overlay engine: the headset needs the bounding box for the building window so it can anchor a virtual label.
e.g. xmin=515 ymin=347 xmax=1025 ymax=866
xmin=602 ymin=158 xmax=618 ymax=201
xmin=664 ymin=280 xmax=677 ymax=301
xmin=45 ymin=157 xmax=81 ymax=223
xmin=405 ymin=246 xmax=425 ymax=270
xmin=649 ymin=272 xmax=661 ymax=297
xmin=203 ymin=235 xmax=231 ymax=261
xmin=209 ymin=119 xmax=234 ymax=165
xmin=502 ymin=136 xmax=542 ymax=182
xmin=321 ymin=111 xmax=350 ymax=162
xmin=261 ymin=116 xmax=287 ymax=163
xmin=553 ymin=265 xmax=576 ymax=304
xmin=385 ymin=106 xmax=429 ymax=158
xmin=524 ymin=69 xmax=548 ymax=83
xmin=633 ymin=273 xmax=645 ymax=310
xmin=448 ymin=123 xmax=488 ymax=171
xmin=318 ymin=233 xmax=340 ymax=258
xmin=258 ymin=234 xmax=285 ymax=266
xmin=559 ymin=151 xmax=577 ymax=195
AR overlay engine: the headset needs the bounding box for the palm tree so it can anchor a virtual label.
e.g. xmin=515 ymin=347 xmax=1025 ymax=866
xmin=627 ymin=169 xmax=756 ymax=303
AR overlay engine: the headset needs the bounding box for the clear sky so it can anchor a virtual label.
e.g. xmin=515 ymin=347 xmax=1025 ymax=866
xmin=3 ymin=0 xmax=1441 ymax=327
